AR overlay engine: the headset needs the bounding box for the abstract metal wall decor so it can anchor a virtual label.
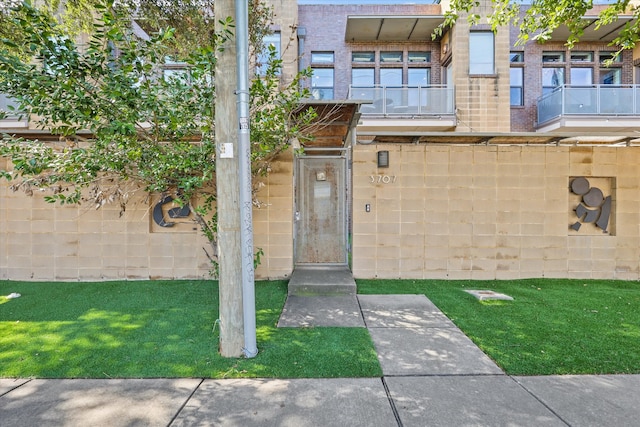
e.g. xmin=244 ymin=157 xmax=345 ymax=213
xmin=152 ymin=194 xmax=192 ymax=228
xmin=570 ymin=177 xmax=612 ymax=233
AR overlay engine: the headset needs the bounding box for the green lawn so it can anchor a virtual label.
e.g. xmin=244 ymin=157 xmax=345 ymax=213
xmin=358 ymin=278 xmax=640 ymax=375
xmin=3 ymin=278 xmax=639 ymax=378
xmin=0 ymin=280 xmax=381 ymax=379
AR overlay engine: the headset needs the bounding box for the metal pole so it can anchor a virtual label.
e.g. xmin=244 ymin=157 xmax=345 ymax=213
xmin=235 ymin=0 xmax=257 ymax=358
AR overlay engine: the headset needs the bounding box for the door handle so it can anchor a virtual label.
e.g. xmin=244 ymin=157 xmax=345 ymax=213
xmin=295 ymin=211 xmax=300 ymax=221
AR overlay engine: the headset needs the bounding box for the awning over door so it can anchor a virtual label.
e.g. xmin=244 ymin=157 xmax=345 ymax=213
xmin=294 ymin=100 xmax=363 ymax=149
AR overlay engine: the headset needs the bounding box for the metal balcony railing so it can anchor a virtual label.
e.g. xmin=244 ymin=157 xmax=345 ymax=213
xmin=348 ymin=84 xmax=455 ymax=116
xmin=0 ymin=93 xmax=26 ymax=121
xmin=537 ymin=84 xmax=640 ymax=125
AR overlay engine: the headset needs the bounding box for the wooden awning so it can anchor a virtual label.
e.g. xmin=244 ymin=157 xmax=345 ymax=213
xmin=293 ymin=100 xmax=364 ymax=149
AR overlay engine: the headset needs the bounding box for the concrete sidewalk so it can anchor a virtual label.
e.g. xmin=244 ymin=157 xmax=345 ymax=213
xmin=2 ymin=293 xmax=640 ymax=426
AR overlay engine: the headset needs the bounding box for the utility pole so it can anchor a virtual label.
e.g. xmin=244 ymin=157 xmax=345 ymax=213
xmin=215 ymin=0 xmax=257 ymax=358
xmin=215 ymin=0 xmax=244 ymax=357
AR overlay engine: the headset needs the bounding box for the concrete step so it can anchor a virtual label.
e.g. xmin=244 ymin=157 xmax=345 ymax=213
xmin=287 ymin=265 xmax=356 ymax=296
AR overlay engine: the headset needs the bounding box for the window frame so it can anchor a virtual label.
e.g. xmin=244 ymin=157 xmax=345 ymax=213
xmin=311 ymin=67 xmax=334 ymax=100
xmin=469 ymin=32 xmax=495 ymax=75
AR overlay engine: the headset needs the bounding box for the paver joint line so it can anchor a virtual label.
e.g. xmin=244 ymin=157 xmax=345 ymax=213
xmin=509 ymin=376 xmax=572 ymax=427
xmin=167 ymin=378 xmax=205 ymax=427
xmin=381 ymin=377 xmax=404 ymax=427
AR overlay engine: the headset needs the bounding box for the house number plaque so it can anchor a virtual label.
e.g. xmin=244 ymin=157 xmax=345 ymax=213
xmin=369 ymin=174 xmax=397 ymax=184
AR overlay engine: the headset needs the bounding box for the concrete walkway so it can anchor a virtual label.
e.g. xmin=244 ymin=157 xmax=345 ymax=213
xmin=2 ymin=292 xmax=640 ymax=426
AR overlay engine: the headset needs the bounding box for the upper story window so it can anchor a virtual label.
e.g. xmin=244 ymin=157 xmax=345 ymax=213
xmin=163 ymin=58 xmax=191 ymax=83
xmin=569 ymin=51 xmax=593 ymax=85
xmin=469 ymin=32 xmax=494 ymax=74
xmin=311 ymin=52 xmax=334 ymax=63
xmin=311 ymin=50 xmax=334 ymax=100
xmin=380 ymin=68 xmax=402 ymax=86
xmin=352 ymin=52 xmax=375 ymax=63
xmin=542 ymin=52 xmax=565 ymax=63
xmin=599 ymin=52 xmax=622 ymax=64
xmin=571 ymin=68 xmax=593 ymax=85
xmin=352 ymin=68 xmax=375 ymax=87
xmin=510 ymin=52 xmax=524 ymax=63
xmin=311 ymin=69 xmax=334 ymax=99
xmin=380 ymin=51 xmax=403 ymax=63
xmin=257 ymin=32 xmax=281 ymax=75
xmin=510 ymin=51 xmax=524 ymax=106
xmin=408 ymin=51 xmax=431 ymax=63
xmin=571 ymin=51 xmax=593 ymax=62
xmin=408 ymin=68 xmax=430 ymax=87
xmin=600 ymin=68 xmax=621 ymax=84
xmin=599 ymin=52 xmax=622 ymax=84
xmin=542 ymin=68 xmax=565 ymax=94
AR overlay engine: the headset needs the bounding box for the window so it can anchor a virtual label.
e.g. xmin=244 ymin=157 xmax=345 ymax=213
xmin=257 ymin=32 xmax=281 ymax=75
xmin=311 ymin=52 xmax=334 ymax=63
xmin=510 ymin=52 xmax=524 ymax=105
xmin=352 ymin=68 xmax=374 ymax=86
xmin=408 ymin=68 xmax=430 ymax=86
xmin=408 ymin=51 xmax=431 ymax=63
xmin=599 ymin=52 xmax=621 ymax=64
xmin=380 ymin=68 xmax=402 ymax=86
xmin=163 ymin=58 xmax=191 ymax=83
xmin=600 ymin=68 xmax=621 ymax=84
xmin=543 ymin=52 xmax=565 ymax=63
xmin=571 ymin=68 xmax=593 ymax=85
xmin=352 ymin=52 xmax=375 ymax=63
xmin=542 ymin=67 xmax=564 ymax=94
xmin=380 ymin=51 xmax=402 ymax=63
xmin=510 ymin=52 xmax=524 ymax=63
xmin=571 ymin=51 xmax=593 ymax=62
xmin=351 ymin=68 xmax=375 ymax=99
xmin=510 ymin=68 xmax=524 ymax=106
xmin=311 ymin=68 xmax=334 ymax=99
xmin=469 ymin=32 xmax=494 ymax=74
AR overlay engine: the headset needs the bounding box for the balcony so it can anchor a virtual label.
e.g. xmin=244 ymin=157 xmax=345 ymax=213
xmin=0 ymin=93 xmax=28 ymax=128
xmin=537 ymin=85 xmax=640 ymax=133
xmin=348 ymin=85 xmax=456 ymax=133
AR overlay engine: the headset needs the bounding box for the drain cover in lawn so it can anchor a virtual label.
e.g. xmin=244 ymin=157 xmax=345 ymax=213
xmin=464 ymin=290 xmax=514 ymax=301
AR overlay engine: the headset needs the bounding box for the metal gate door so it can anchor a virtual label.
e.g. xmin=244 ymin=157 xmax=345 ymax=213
xmin=294 ymin=156 xmax=347 ymax=264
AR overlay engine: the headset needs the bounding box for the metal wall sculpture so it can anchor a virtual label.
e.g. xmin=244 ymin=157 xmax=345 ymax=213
xmin=570 ymin=177 xmax=611 ymax=233
xmin=152 ymin=194 xmax=191 ymax=227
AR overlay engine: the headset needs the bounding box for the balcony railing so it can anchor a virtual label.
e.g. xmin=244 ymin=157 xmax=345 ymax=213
xmin=0 ymin=93 xmax=26 ymax=120
xmin=537 ymin=85 xmax=640 ymax=125
xmin=348 ymin=85 xmax=455 ymax=116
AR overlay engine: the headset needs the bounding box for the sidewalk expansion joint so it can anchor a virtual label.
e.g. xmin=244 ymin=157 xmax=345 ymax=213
xmin=381 ymin=377 xmax=404 ymax=427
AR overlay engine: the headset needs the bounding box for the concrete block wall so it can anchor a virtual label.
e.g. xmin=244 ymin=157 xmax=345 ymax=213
xmin=0 ymin=160 xmax=213 ymax=281
xmin=0 ymin=150 xmax=295 ymax=281
xmin=253 ymin=150 xmax=295 ymax=280
xmin=352 ymin=143 xmax=640 ymax=280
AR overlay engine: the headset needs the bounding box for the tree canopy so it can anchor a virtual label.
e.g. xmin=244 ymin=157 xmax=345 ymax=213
xmin=0 ymin=0 xmax=315 ymax=270
xmin=440 ymin=0 xmax=640 ymax=53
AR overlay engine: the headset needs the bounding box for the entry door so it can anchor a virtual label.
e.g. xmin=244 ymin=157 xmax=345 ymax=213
xmin=295 ymin=156 xmax=347 ymax=264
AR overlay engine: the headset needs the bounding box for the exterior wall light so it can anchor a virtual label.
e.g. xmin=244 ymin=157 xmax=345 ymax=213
xmin=377 ymin=150 xmax=389 ymax=168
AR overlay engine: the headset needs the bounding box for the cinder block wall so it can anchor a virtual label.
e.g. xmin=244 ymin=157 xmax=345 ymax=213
xmin=352 ymin=143 xmax=640 ymax=280
xmin=0 ymin=151 xmax=294 ymax=281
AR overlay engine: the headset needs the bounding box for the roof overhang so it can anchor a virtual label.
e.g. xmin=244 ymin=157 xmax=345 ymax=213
xmin=536 ymin=116 xmax=640 ymax=134
xmin=345 ymin=15 xmax=445 ymax=42
xmin=358 ymin=116 xmax=457 ymax=133
xmin=294 ymin=100 xmax=364 ymax=149
xmin=545 ymin=16 xmax=636 ymax=42
xmin=355 ymin=131 xmax=640 ymax=146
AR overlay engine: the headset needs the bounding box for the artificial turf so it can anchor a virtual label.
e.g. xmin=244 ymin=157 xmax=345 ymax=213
xmin=357 ymin=278 xmax=640 ymax=375
xmin=0 ymin=280 xmax=381 ymax=379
